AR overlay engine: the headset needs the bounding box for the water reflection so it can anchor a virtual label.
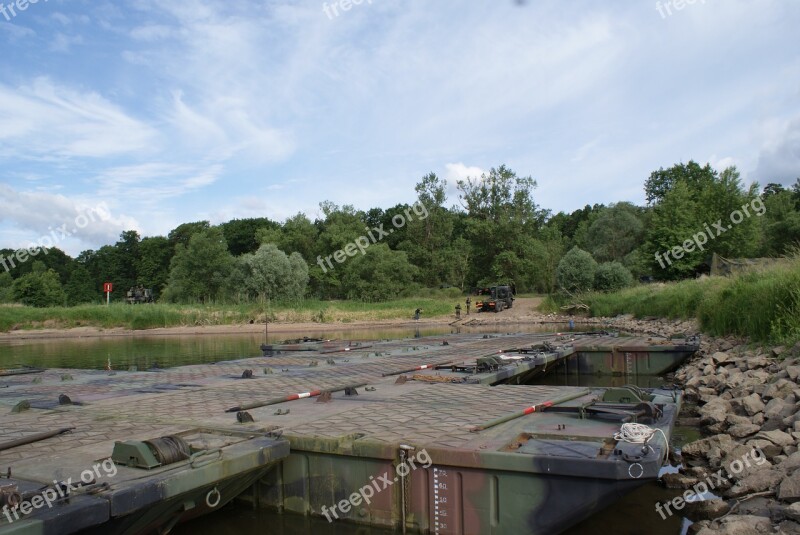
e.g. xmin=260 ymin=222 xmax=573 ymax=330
xmin=0 ymin=323 xmax=576 ymax=370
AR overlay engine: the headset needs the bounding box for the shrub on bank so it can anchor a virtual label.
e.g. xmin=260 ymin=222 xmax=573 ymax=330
xmin=593 ymin=262 xmax=634 ymax=293
xmin=582 ymin=257 xmax=800 ymax=344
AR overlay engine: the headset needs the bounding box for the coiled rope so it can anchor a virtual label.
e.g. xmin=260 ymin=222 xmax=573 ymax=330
xmin=614 ymin=423 xmax=669 ymax=464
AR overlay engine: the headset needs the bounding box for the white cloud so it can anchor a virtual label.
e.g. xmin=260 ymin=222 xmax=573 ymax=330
xmin=445 ymin=163 xmax=485 ymax=183
xmin=754 ymin=116 xmax=800 ymax=185
xmin=0 ymin=78 xmax=158 ymax=159
xmin=0 ymin=185 xmax=138 ymax=252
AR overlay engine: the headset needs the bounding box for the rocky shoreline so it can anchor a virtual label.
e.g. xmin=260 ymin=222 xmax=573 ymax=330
xmin=599 ymin=314 xmax=800 ymax=534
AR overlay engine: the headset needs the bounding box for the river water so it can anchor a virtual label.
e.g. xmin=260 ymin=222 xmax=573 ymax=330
xmin=0 ymin=324 xmax=695 ymax=534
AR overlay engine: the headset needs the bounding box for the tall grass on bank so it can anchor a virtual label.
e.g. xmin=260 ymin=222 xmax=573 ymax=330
xmin=547 ymin=257 xmax=800 ymax=344
xmin=0 ymin=293 xmax=459 ymax=332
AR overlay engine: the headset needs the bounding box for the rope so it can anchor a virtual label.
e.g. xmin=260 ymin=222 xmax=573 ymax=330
xmin=614 ymin=423 xmax=670 ymax=464
xmin=146 ymin=436 xmax=191 ymax=465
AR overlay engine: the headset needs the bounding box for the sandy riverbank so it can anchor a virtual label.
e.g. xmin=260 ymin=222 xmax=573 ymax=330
xmin=0 ymin=297 xmax=598 ymax=341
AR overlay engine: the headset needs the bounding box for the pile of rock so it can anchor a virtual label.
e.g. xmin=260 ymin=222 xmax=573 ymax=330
xmin=602 ymin=314 xmax=800 ymax=534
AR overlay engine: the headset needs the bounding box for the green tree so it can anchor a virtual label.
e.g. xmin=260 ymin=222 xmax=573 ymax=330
xmin=236 ymin=244 xmax=309 ymax=302
xmin=341 ymin=244 xmax=418 ymax=301
xmin=644 ymin=161 xmax=717 ymax=205
xmin=78 ymin=245 xmax=125 ymax=301
xmin=644 ymin=164 xmax=762 ymax=278
xmin=310 ymin=202 xmax=368 ymax=298
xmin=0 ymin=272 xmax=14 ymax=303
xmin=220 ymin=218 xmax=276 ymax=256
xmin=760 ymin=189 xmax=800 ymax=256
xmin=114 ymin=230 xmax=141 ymax=292
xmin=12 ymin=261 xmax=67 ymax=307
xmin=64 ymin=264 xmax=97 ymax=305
xmin=594 ymin=262 xmax=634 ymax=292
xmin=556 ymin=247 xmax=597 ymax=294
xmin=584 ymin=203 xmax=645 ymax=262
xmin=457 ymin=165 xmax=546 ymax=286
xmin=136 ymin=236 xmax=173 ymax=296
xmin=163 ymin=228 xmax=234 ymax=302
xmin=255 ymin=213 xmax=319 ymax=263
xmin=168 ymin=221 xmax=211 ymax=250
xmin=526 ymin=226 xmax=566 ymax=293
xmin=401 ymin=173 xmax=454 ymax=287
xmin=646 ymin=181 xmax=703 ymax=279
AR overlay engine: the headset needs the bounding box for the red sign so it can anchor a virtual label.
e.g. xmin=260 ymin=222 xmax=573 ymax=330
xmin=103 ymin=282 xmax=113 ymax=293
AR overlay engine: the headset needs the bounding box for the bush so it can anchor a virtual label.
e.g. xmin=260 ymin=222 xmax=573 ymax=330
xmin=594 ymin=262 xmax=634 ymax=292
xmin=556 ymin=247 xmax=597 ymax=294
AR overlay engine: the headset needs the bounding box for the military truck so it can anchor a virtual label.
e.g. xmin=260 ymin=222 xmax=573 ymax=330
xmin=126 ymin=286 xmax=154 ymax=304
xmin=475 ymin=285 xmax=514 ymax=312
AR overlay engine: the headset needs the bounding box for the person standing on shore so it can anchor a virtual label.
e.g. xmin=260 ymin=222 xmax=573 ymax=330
xmin=465 ymin=297 xmax=471 ymax=315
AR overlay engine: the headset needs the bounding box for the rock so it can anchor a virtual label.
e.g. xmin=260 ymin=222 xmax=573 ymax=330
xmin=662 ymin=472 xmax=700 ymax=489
xmin=725 ymin=469 xmax=783 ymax=498
xmin=762 ymin=417 xmax=788 ymax=433
xmin=776 ymin=346 xmax=788 ymax=357
xmin=713 ymin=352 xmax=733 ymax=365
xmin=747 ymin=439 xmax=783 ymax=460
xmin=767 ymin=398 xmax=796 ymax=420
xmin=740 ymin=393 xmax=767 ymax=416
xmin=783 ymin=452 xmax=800 ymax=474
xmin=776 ymin=520 xmax=800 ymax=534
xmin=779 ymin=471 xmax=800 ymax=502
xmin=684 ymin=498 xmax=731 ymax=522
xmin=701 ymin=399 xmax=733 ymax=426
xmin=747 ymin=355 xmax=770 ymax=370
xmin=729 ymin=424 xmax=761 ymax=438
xmin=723 ymin=445 xmax=772 ymax=480
xmin=734 ymin=496 xmax=786 ymax=522
xmin=728 ymin=414 xmax=755 ymax=427
xmin=785 ymin=502 xmax=800 ymax=522
xmin=765 ymin=379 xmax=796 ymax=400
xmin=757 ymin=429 xmax=795 ymax=448
xmin=693 ymin=514 xmax=772 ymax=535
xmin=684 ymin=435 xmax=737 ymax=468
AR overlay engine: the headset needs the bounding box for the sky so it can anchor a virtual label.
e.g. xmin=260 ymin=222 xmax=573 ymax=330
xmin=0 ymin=0 xmax=798 ymax=256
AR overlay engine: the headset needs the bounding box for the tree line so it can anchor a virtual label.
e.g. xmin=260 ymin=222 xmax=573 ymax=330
xmin=2 ymin=162 xmax=799 ymax=307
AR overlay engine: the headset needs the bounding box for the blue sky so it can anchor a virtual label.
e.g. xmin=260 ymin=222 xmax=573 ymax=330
xmin=1 ymin=0 xmax=798 ymax=256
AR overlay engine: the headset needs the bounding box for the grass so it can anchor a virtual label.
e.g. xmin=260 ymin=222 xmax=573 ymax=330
xmin=552 ymin=257 xmax=800 ymax=344
xmin=0 ymin=294 xmax=461 ymax=332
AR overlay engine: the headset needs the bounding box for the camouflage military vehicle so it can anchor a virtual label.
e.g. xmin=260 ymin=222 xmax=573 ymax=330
xmin=475 ymin=284 xmax=514 ymax=312
xmin=126 ymin=286 xmax=154 ymax=304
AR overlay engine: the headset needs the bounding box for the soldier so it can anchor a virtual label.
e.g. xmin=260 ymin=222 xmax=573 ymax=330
xmin=414 ymin=308 xmax=421 ymax=321
xmin=455 ymin=303 xmax=461 ymax=319
xmin=465 ymin=297 xmax=471 ymax=315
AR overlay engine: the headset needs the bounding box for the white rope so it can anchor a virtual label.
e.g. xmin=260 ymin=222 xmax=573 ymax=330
xmin=614 ymin=423 xmax=670 ymax=463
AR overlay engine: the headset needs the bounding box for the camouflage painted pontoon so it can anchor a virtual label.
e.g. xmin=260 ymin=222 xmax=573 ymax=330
xmin=0 ymin=331 xmax=689 ymax=535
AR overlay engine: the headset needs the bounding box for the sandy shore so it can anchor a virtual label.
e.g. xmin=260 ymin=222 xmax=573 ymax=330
xmin=0 ymin=298 xmax=595 ymax=341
